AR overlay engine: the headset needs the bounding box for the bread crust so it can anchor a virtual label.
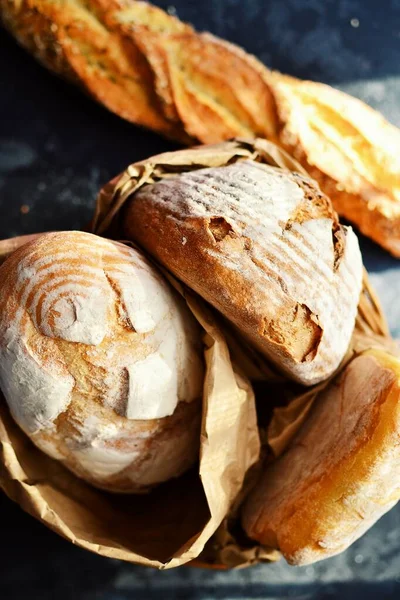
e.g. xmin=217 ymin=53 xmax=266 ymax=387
xmin=124 ymin=159 xmax=363 ymax=385
xmin=3 ymin=2 xmax=400 ymax=254
xmin=3 ymin=1 xmax=400 ymax=254
xmin=0 ymin=0 xmax=276 ymax=143
xmin=0 ymin=0 xmax=188 ymax=140
xmin=268 ymin=73 xmax=400 ymax=257
xmin=242 ymin=350 xmax=400 ymax=565
xmin=0 ymin=231 xmax=204 ymax=492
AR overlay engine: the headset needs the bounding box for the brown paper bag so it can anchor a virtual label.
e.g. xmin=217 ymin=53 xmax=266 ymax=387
xmin=0 ymin=139 xmax=392 ymax=570
xmin=90 ymin=137 xmax=393 ymax=567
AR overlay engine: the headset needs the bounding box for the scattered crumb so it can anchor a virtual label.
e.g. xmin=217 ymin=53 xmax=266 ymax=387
xmin=20 ymin=204 xmax=30 ymax=215
xmin=167 ymin=5 xmax=177 ymax=16
xmin=350 ymin=18 xmax=360 ymax=28
xmin=182 ymin=236 xmax=187 ymax=246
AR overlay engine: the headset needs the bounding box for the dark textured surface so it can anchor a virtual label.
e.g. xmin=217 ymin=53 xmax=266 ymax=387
xmin=1 ymin=1 xmax=400 ymax=598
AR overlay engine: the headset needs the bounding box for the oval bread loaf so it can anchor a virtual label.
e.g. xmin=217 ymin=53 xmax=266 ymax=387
xmin=242 ymin=349 xmax=400 ymax=565
xmin=124 ymin=159 xmax=363 ymax=385
xmin=0 ymin=231 xmax=204 ymax=492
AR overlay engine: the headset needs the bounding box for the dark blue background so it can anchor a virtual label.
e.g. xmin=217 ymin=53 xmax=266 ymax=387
xmin=1 ymin=1 xmax=400 ymax=598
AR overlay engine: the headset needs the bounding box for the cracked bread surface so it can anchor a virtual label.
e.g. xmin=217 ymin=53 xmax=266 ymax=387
xmin=124 ymin=159 xmax=363 ymax=385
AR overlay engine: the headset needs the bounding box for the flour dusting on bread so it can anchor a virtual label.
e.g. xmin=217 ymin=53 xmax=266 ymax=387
xmin=0 ymin=231 xmax=204 ymax=492
xmin=125 ymin=160 xmax=363 ymax=385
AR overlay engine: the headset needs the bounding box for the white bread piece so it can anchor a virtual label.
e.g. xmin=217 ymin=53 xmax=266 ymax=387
xmin=0 ymin=231 xmax=204 ymax=492
xmin=124 ymin=159 xmax=363 ymax=385
xmin=242 ymin=349 xmax=400 ymax=565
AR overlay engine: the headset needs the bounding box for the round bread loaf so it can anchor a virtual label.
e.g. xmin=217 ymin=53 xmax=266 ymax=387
xmin=0 ymin=231 xmax=204 ymax=492
xmin=242 ymin=349 xmax=400 ymax=565
xmin=124 ymin=159 xmax=363 ymax=385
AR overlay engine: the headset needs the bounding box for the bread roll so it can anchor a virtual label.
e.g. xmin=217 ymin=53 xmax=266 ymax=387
xmin=0 ymin=231 xmax=204 ymax=492
xmin=242 ymin=349 xmax=400 ymax=565
xmin=123 ymin=159 xmax=363 ymax=385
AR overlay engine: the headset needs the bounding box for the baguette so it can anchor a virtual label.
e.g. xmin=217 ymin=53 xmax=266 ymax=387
xmin=268 ymin=73 xmax=400 ymax=257
xmin=0 ymin=0 xmax=276 ymax=143
xmin=2 ymin=1 xmax=399 ymax=255
xmin=1 ymin=0 xmax=189 ymax=140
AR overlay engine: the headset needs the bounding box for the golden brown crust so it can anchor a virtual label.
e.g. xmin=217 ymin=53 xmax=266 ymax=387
xmin=242 ymin=349 xmax=400 ymax=565
xmin=0 ymin=233 xmax=43 ymax=265
xmin=0 ymin=0 xmax=276 ymax=143
xmin=1 ymin=0 xmax=189 ymax=140
xmin=3 ymin=2 xmax=400 ymax=254
xmin=132 ymin=29 xmax=278 ymax=143
xmin=123 ymin=159 xmax=363 ymax=385
xmin=269 ymin=73 xmax=400 ymax=256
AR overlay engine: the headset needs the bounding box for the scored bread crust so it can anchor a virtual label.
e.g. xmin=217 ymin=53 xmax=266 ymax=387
xmin=0 ymin=231 xmax=204 ymax=492
xmin=0 ymin=0 xmax=276 ymax=144
xmin=124 ymin=159 xmax=363 ymax=385
xmin=0 ymin=0 xmax=189 ymax=140
xmin=242 ymin=349 xmax=400 ymax=566
xmin=2 ymin=2 xmax=400 ymax=255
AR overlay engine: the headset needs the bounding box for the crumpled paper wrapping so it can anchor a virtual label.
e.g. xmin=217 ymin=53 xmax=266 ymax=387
xmin=91 ymin=138 xmax=393 ymax=566
xmin=0 ymin=139 xmax=392 ymax=570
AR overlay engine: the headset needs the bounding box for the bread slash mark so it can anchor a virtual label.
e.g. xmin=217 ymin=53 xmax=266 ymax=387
xmin=263 ymin=304 xmax=322 ymax=363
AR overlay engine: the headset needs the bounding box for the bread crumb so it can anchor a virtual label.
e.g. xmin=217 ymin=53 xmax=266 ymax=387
xmin=20 ymin=204 xmax=30 ymax=215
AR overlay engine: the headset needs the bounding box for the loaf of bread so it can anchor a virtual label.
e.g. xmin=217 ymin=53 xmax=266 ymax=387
xmin=3 ymin=1 xmax=400 ymax=255
xmin=0 ymin=0 xmax=276 ymax=144
xmin=123 ymin=158 xmax=363 ymax=385
xmin=0 ymin=231 xmax=204 ymax=492
xmin=242 ymin=348 xmax=400 ymax=565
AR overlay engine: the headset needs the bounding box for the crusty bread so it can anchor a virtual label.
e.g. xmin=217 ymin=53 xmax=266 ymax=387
xmin=0 ymin=0 xmax=188 ymax=140
xmin=268 ymin=73 xmax=400 ymax=257
xmin=124 ymin=159 xmax=363 ymax=385
xmin=0 ymin=231 xmax=204 ymax=492
xmin=3 ymin=2 xmax=400 ymax=255
xmin=242 ymin=349 xmax=400 ymax=565
xmin=0 ymin=0 xmax=276 ymax=143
